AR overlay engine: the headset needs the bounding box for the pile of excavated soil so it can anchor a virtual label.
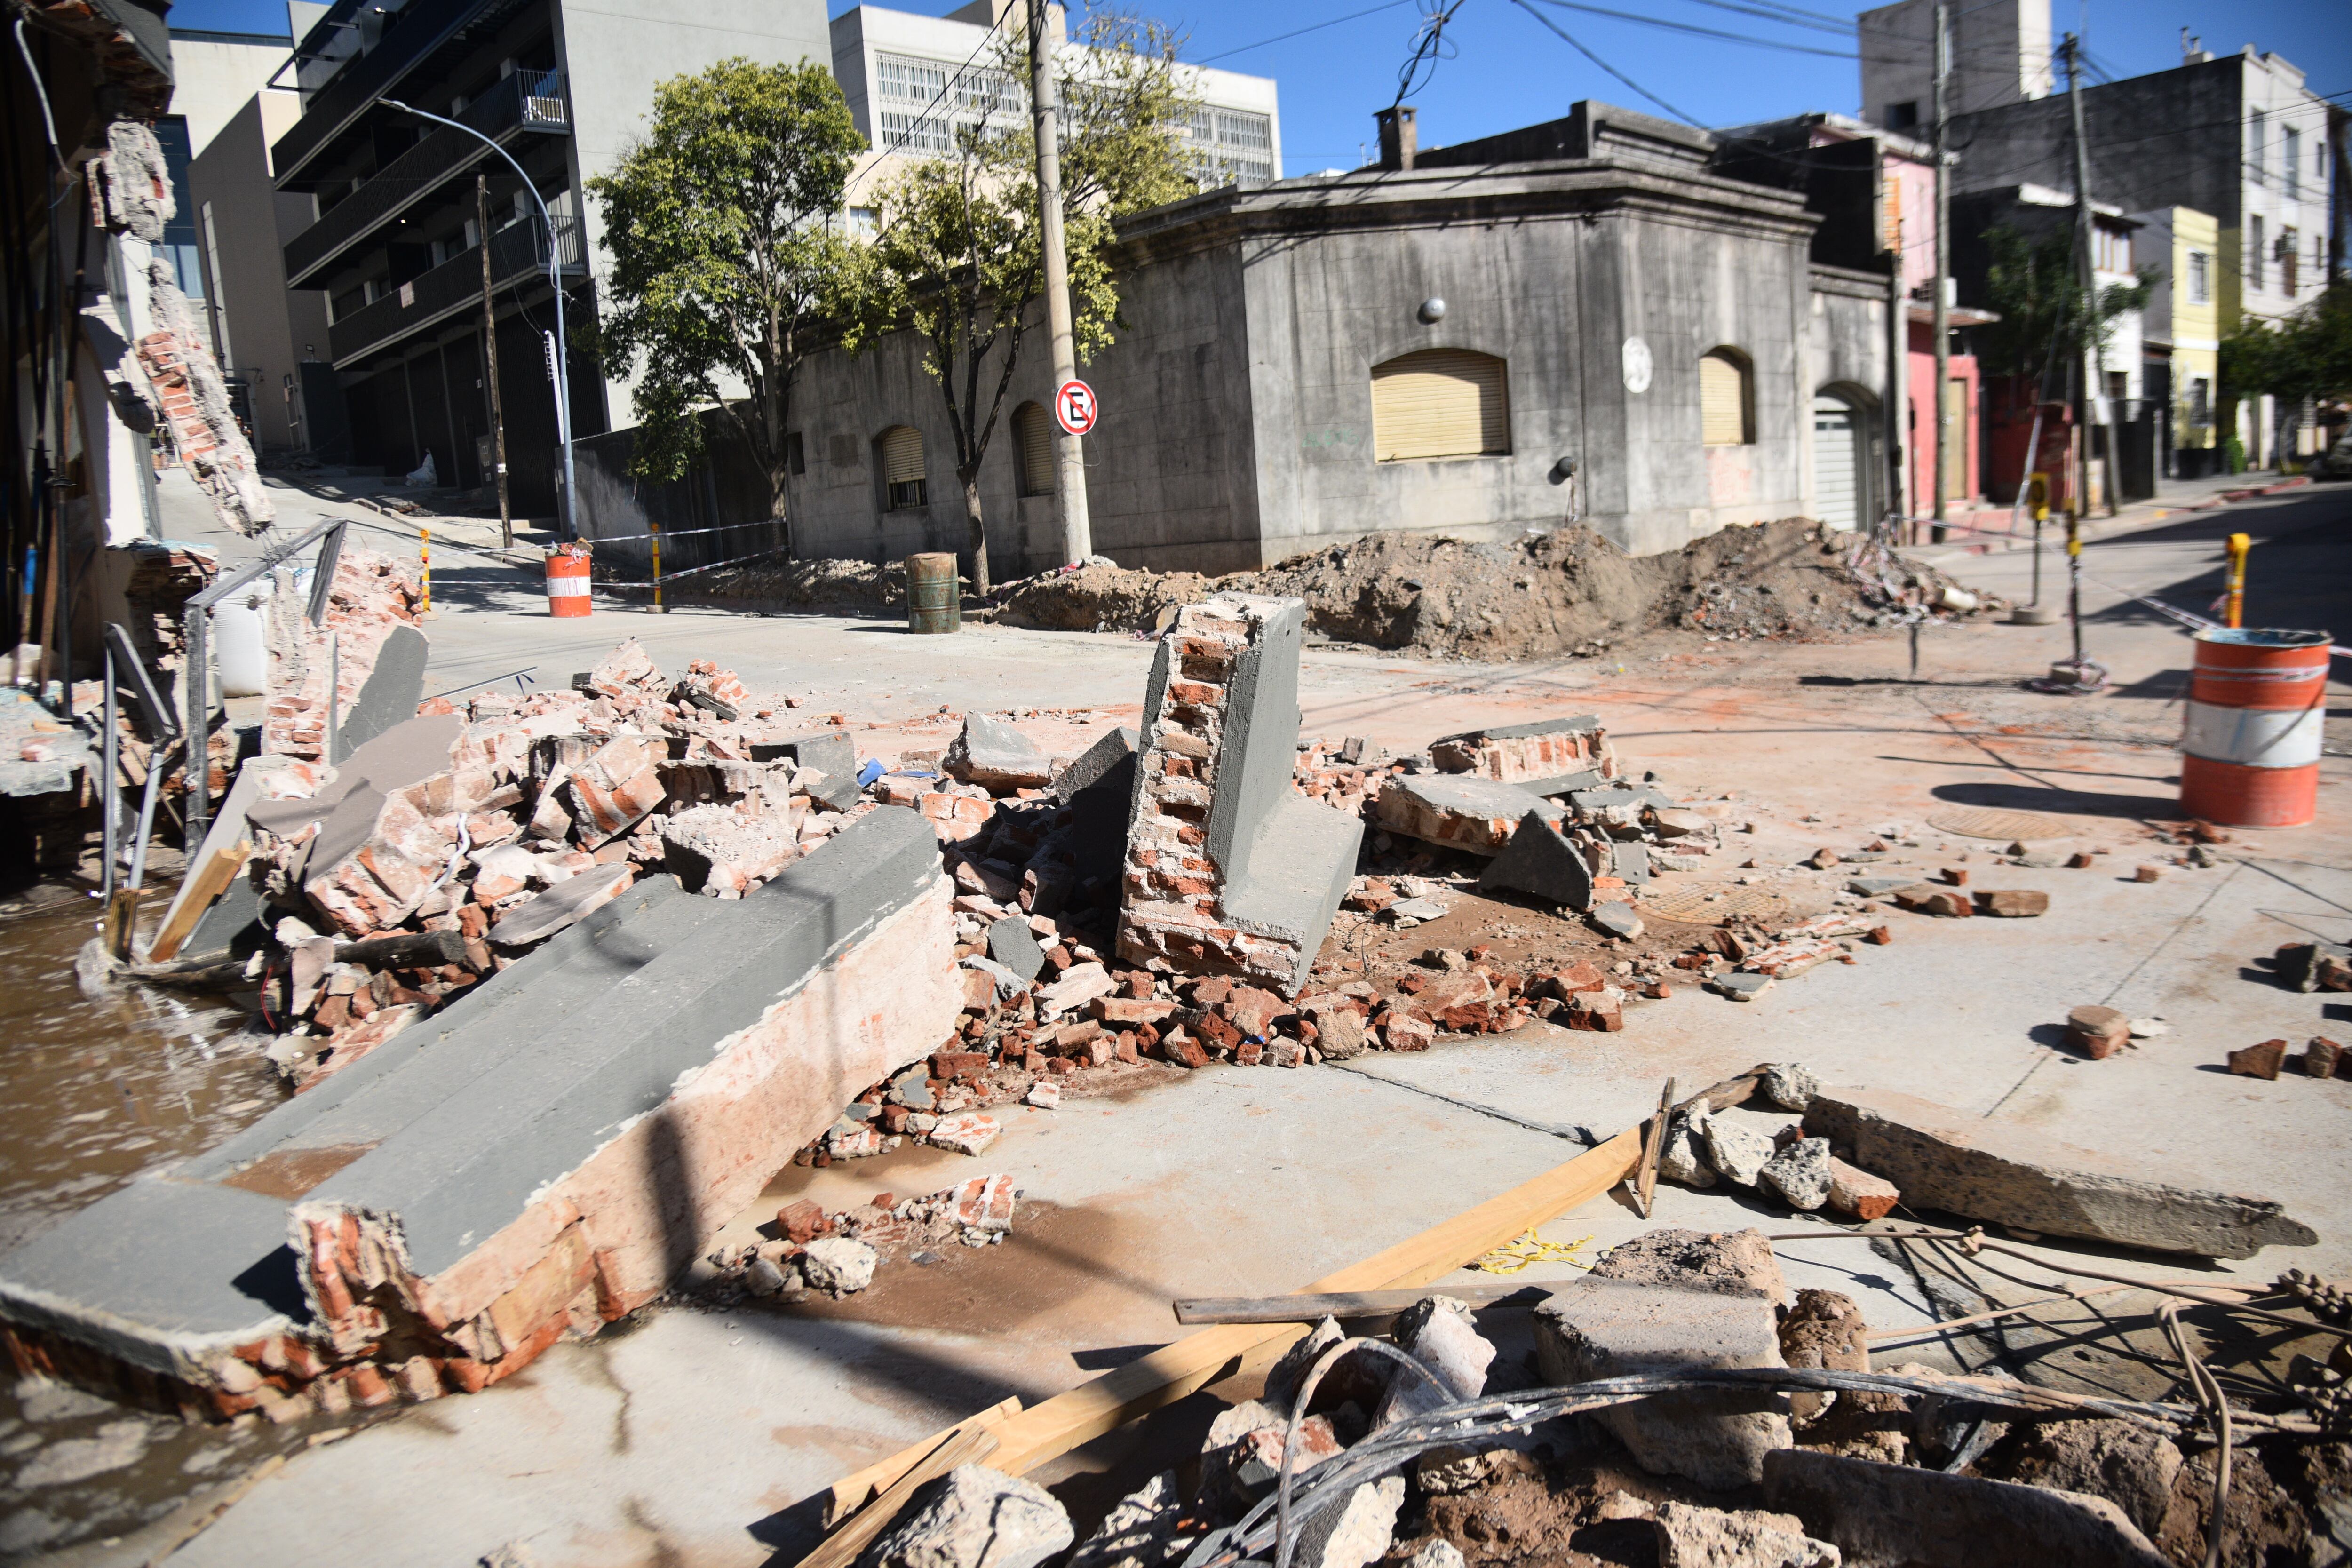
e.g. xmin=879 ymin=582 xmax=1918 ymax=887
xmin=683 ymin=556 xmax=904 ymax=610
xmin=984 ymin=518 xmax=1997 ymax=661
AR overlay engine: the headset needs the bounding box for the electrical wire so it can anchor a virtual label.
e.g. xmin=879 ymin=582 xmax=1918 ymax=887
xmin=1391 ymin=0 xmax=1468 ymax=108
xmin=1525 ymin=0 xmax=1856 ymax=59
xmin=1192 ymin=0 xmax=1415 ymax=66
xmin=1506 ymin=0 xmax=1704 ymax=129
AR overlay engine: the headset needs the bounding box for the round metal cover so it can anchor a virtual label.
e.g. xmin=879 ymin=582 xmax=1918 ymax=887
xmin=1924 ymin=807 xmax=2072 ymax=841
xmin=1642 ymin=885 xmax=1798 ymax=928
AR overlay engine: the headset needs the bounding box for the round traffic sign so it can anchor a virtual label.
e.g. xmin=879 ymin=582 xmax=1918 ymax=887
xmin=1054 ymin=379 xmax=1098 ymax=436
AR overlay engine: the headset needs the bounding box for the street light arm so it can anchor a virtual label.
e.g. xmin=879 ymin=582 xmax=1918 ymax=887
xmin=382 ymin=98 xmax=577 ymax=539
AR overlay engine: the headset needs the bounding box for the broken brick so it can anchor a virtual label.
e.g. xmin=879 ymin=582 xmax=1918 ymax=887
xmin=2226 ymin=1039 xmax=2287 ymax=1080
xmin=2065 ymin=1005 xmax=2130 ymax=1061
xmin=776 ymin=1199 xmax=832 ymax=1244
xmin=1973 ymin=889 xmax=2049 ymax=918
xmin=2302 ymin=1037 xmax=2345 ymax=1079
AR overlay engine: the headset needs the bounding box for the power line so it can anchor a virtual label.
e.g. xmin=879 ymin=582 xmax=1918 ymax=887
xmin=1507 ymin=0 xmax=1706 ymax=129
xmin=1668 ymin=0 xmax=1854 ymax=39
xmin=1192 ymin=0 xmax=1416 ymax=66
xmin=1525 ymin=0 xmax=1855 ymax=60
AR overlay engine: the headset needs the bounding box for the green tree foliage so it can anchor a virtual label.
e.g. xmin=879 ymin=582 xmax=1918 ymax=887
xmin=1974 ymin=224 xmax=2156 ymax=385
xmin=589 ymin=59 xmax=866 ymax=542
xmin=850 ymin=8 xmax=1200 ymax=595
xmin=2221 ymin=282 xmax=2352 ymax=406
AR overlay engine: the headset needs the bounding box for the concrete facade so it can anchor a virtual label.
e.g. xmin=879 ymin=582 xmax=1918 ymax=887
xmin=2134 ymin=206 xmax=2223 ymax=470
xmin=1857 ymin=0 xmax=2053 ymax=130
xmin=763 ymin=103 xmax=1832 ymax=579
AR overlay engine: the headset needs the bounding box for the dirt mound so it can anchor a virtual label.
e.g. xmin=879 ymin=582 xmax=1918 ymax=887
xmin=682 ymin=556 xmax=903 ymax=611
xmin=986 ymin=519 xmax=1994 ymax=660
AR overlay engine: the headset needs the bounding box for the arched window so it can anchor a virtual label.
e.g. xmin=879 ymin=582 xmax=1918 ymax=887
xmin=1369 ymin=349 xmax=1510 ymax=462
xmin=1013 ymin=401 xmax=1054 ymax=497
xmin=1700 ymin=348 xmax=1753 ymax=446
xmin=877 ymin=425 xmax=926 ymax=510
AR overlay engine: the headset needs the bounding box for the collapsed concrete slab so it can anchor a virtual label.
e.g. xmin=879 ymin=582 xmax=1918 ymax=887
xmin=1804 ymin=1086 xmax=2317 ymax=1259
xmin=1117 ymin=597 xmax=1361 ymax=998
xmin=1375 ymin=776 xmax=1566 ymax=856
xmin=0 ymin=807 xmax=958 ymax=1419
xmin=1429 ymin=716 xmax=1615 ymax=795
xmin=1477 ymin=810 xmax=1594 ymax=909
xmin=1763 ymin=1449 xmax=2173 ymax=1568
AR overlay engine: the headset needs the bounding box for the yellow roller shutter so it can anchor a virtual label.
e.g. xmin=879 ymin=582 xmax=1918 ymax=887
xmin=881 ymin=425 xmax=925 ymax=484
xmin=1701 ymin=352 xmax=1750 ymax=446
xmin=1017 ymin=403 xmax=1053 ymax=496
xmin=1370 ymin=349 xmax=1510 ymax=461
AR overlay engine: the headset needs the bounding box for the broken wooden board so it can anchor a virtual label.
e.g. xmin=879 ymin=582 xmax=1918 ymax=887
xmin=1173 ymin=1281 xmax=1550 ymax=1325
xmin=820 ymin=1396 xmax=1022 ymax=1529
xmin=144 ymin=843 xmax=251 ymax=964
xmin=795 ymin=1419 xmax=999 ymax=1568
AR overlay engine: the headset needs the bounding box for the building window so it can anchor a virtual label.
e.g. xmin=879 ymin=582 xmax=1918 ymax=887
xmin=2187 ymin=250 xmax=2211 ymax=304
xmin=1885 ymin=101 xmax=1918 ymax=131
xmin=2248 ymin=215 xmax=2264 ymax=291
xmin=874 ymin=51 xmax=1018 ymax=156
xmin=1369 ymin=349 xmax=1510 ymax=461
xmin=878 ymin=425 xmax=926 ymax=509
xmin=785 ymin=432 xmax=805 ymax=475
xmin=1013 ymin=401 xmax=1054 ymax=496
xmin=2284 ymin=127 xmax=2299 ymax=200
xmin=1700 ymin=348 xmax=1754 ymax=446
xmin=2281 ymin=226 xmax=2299 ymax=295
xmin=1185 ymin=107 xmax=1275 ymax=188
xmin=2249 ymin=110 xmax=2265 ymax=185
xmin=2092 ymin=224 xmax=2131 ymax=274
xmin=2189 ymin=378 xmax=2211 ymax=429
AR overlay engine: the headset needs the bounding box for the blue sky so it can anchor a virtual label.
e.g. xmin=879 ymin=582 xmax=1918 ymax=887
xmin=169 ymin=0 xmax=2350 ymax=175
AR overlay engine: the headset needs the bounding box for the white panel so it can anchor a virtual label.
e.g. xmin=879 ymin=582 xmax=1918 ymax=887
xmin=2181 ymin=700 xmax=2322 ymax=768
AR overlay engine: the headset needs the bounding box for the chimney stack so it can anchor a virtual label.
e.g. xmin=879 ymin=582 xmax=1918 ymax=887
xmin=1375 ymin=106 xmax=1417 ymax=172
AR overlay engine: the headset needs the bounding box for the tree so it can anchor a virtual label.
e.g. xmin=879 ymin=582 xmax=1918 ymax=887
xmin=589 ymin=59 xmax=866 ymax=545
xmin=1974 ymin=224 xmax=2155 ymax=387
xmin=849 ymin=9 xmax=1200 ymax=596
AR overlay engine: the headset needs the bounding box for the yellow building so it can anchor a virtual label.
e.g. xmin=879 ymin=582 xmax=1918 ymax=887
xmin=2134 ymin=206 xmax=2221 ymax=475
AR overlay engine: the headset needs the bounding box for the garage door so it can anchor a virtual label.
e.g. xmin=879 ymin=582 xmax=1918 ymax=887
xmin=1812 ymin=397 xmax=1860 ymax=531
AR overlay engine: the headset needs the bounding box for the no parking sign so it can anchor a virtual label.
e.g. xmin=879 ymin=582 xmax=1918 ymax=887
xmin=1054 ymin=379 xmax=1097 ymax=436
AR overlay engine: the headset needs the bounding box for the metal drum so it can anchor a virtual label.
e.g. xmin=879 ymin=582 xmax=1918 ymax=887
xmin=545 ymin=542 xmax=592 ymax=618
xmin=2177 ymin=627 xmax=2330 ymax=828
xmin=906 ymin=552 xmax=959 ymax=635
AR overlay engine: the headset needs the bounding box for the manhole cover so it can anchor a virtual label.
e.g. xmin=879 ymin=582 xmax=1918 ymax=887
xmin=1642 ymin=885 xmax=1797 ymax=928
xmin=1925 ymin=807 xmax=2072 ymax=841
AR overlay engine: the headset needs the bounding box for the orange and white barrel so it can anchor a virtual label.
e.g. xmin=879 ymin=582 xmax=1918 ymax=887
xmin=545 ymin=542 xmax=592 ymax=618
xmin=2178 ymin=627 xmax=2329 ymax=828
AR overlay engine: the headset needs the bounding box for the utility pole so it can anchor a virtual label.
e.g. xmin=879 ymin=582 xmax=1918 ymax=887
xmin=1886 ymin=208 xmax=1908 ymax=532
xmin=2062 ymin=35 xmax=2117 ymax=520
xmin=477 ymin=175 xmax=513 ymax=549
xmin=1028 ymin=0 xmax=1092 ymax=565
xmin=1930 ymin=0 xmax=1952 ymax=543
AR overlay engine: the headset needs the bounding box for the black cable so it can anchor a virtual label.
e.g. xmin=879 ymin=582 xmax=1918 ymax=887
xmin=1391 ymin=0 xmax=1468 ymax=108
xmin=1526 ymin=0 xmax=1854 ymax=59
xmin=1507 ymin=0 xmax=1704 ymax=128
xmin=1192 ymin=0 xmax=1415 ymax=66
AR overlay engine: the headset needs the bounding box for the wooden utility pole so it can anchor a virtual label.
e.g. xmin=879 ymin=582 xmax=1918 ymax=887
xmin=1027 ymin=0 xmax=1091 ymax=566
xmin=2063 ymin=35 xmax=2118 ymax=518
xmin=477 ymin=175 xmax=513 ymax=549
xmin=1886 ymin=208 xmax=1908 ymax=531
xmin=1930 ymin=0 xmax=1952 ymax=542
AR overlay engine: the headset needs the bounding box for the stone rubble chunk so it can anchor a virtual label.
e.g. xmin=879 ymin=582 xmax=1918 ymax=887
xmin=1375 ymin=776 xmax=1563 ymax=857
xmin=1402 ymin=1541 xmax=1466 ymax=1568
xmin=1708 ymin=972 xmax=1773 ymax=1003
xmin=945 ymin=713 xmax=1053 ymax=790
xmin=1288 ymin=1476 xmax=1404 ymax=1568
xmin=1590 ymin=902 xmax=1644 ymax=940
xmin=1649 ymin=1502 xmax=1841 ymax=1568
xmin=1660 ymin=1114 xmax=1718 ymax=1188
xmin=927 ymin=1113 xmax=1003 ymax=1156
xmin=1999 ymin=1418 xmax=2184 ymax=1540
xmin=1065 ymin=1472 xmax=1197 ymax=1568
xmin=866 ymin=1464 xmax=1074 ymax=1568
xmin=1824 ymin=1158 xmax=1899 ymax=1222
xmin=1704 ymin=1120 xmax=1777 ymax=1188
xmin=1476 ymin=810 xmax=1594 ymax=910
xmin=2226 ymin=1039 xmax=2286 ymax=1080
xmin=988 ymin=916 xmax=1046 ymax=984
xmin=1762 ymin=1449 xmax=2171 ymax=1568
xmin=2066 ymin=1005 xmax=2131 ymax=1060
xmin=798 ymin=1237 xmax=877 ymax=1296
xmin=1804 ymin=1086 xmax=2317 ymax=1258
xmin=1759 ymin=1062 xmax=1820 ymax=1111
xmin=1392 ymin=1295 xmax=1495 ymax=1400
xmin=1758 ymin=1138 xmax=1833 ymax=1210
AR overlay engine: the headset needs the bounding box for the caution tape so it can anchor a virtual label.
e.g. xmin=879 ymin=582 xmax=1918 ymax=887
xmin=2081 ymin=575 xmax=2351 ymax=660
xmin=1468 ymin=1230 xmax=1595 ymax=1275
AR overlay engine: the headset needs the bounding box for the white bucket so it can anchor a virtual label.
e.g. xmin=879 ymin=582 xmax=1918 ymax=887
xmin=214 ymin=583 xmax=270 ymax=697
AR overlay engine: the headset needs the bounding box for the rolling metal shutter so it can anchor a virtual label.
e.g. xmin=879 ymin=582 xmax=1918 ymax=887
xmin=881 ymin=426 xmax=925 ymax=485
xmin=1370 ymin=350 xmax=1510 ymax=461
xmin=1811 ymin=397 xmax=1859 ymax=531
xmin=1701 ymin=353 xmax=1748 ymax=446
xmin=1017 ymin=403 xmax=1053 ymax=496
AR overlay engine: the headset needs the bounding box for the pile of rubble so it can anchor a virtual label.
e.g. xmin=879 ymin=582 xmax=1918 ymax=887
xmin=708 ymin=1173 xmax=1021 ymax=1302
xmin=842 ymin=1218 xmax=2343 ymax=1568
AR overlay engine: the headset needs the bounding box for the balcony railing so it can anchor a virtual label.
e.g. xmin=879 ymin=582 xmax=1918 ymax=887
xmin=328 ymin=213 xmax=582 ymax=367
xmin=284 ymin=69 xmax=570 ymax=289
xmin=271 ymin=0 xmax=499 ymax=187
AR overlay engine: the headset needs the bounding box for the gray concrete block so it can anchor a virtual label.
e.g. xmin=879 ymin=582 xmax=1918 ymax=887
xmin=1477 ymin=811 xmax=1593 ymax=909
xmin=988 ymin=916 xmax=1045 ymax=983
xmin=1762 ymin=1449 xmax=2173 ymax=1568
xmin=1054 ymin=726 xmax=1138 ymax=802
xmin=1590 ymin=903 xmax=1644 ymax=940
xmin=1613 ymin=842 xmax=1651 ymax=885
xmin=946 ymin=713 xmax=1050 ymax=788
xmin=488 ymin=862 xmax=635 ymax=947
xmin=245 ymin=712 xmax=464 ymax=847
xmin=1531 ymin=1276 xmax=1791 ymax=1489
xmin=750 ymin=732 xmax=858 ymax=809
xmin=1804 ymin=1086 xmax=2319 ymax=1258
xmin=334 ymin=622 xmax=429 ymax=763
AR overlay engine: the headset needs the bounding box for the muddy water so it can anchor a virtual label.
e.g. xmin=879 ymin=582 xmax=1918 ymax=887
xmin=0 ymin=883 xmax=299 ymax=1557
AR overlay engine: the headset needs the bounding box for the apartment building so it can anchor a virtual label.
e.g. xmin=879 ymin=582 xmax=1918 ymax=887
xmin=2133 ymin=206 xmax=2224 ymax=478
xmin=828 ymin=0 xmax=1281 ymax=212
xmin=265 ymin=0 xmax=829 ymax=515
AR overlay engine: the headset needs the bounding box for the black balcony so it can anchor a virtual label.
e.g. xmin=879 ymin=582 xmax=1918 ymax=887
xmin=328 ymin=213 xmax=582 ymax=368
xmin=271 ymin=0 xmax=535 ymax=188
xmin=284 ymin=69 xmax=570 ymax=289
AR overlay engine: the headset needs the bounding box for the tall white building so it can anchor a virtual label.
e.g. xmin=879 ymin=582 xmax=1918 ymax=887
xmin=829 ymin=0 xmax=1281 ymax=210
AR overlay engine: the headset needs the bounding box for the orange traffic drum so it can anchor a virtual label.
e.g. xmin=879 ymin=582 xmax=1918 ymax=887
xmin=2177 ymin=627 xmax=2330 ymax=827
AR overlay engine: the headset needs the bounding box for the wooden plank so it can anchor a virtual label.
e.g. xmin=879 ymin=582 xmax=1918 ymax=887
xmin=143 ymin=843 xmax=248 ymax=963
xmin=795 ymin=1421 xmax=999 ymax=1568
xmin=821 ymin=1396 xmax=1023 ymax=1529
xmin=981 ymin=1125 xmax=1644 ymax=1477
xmin=1635 ymin=1077 xmax=1676 ymax=1220
xmin=1173 ymin=1281 xmax=1551 ymax=1325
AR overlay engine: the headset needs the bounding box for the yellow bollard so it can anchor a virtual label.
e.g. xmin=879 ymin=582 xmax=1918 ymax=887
xmin=2224 ymin=532 xmax=2250 ymax=629
xmin=650 ymin=517 xmax=665 ymax=614
xmin=419 ymin=525 xmax=431 ymax=617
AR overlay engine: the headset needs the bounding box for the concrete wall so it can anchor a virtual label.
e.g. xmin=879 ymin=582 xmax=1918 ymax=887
xmin=1805 ymin=266 xmax=1890 ymax=525
xmin=187 ymin=91 xmax=334 ymax=452
xmin=553 ymin=0 xmax=833 ymax=430
xmin=1858 ymin=0 xmax=2052 ymax=127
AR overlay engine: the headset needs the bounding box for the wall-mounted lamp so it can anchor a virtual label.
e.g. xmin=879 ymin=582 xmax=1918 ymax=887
xmin=1417 ymin=296 xmax=1446 ymax=324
